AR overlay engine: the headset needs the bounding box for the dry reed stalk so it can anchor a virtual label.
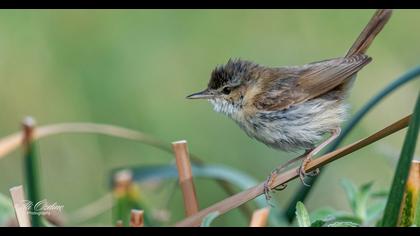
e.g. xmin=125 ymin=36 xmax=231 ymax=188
xmin=0 ymin=122 xmax=251 ymax=218
xmin=130 ymin=209 xmax=144 ymax=227
xmin=175 ymin=115 xmax=411 ymax=226
xmin=249 ymin=207 xmax=270 ymax=227
xmin=9 ymin=185 xmax=31 ymax=227
xmin=172 ymin=140 xmax=199 ymax=217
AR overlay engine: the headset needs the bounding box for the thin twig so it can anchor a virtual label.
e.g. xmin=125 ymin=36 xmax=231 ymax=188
xmin=175 ymin=115 xmax=411 ymax=226
xmin=249 ymin=207 xmax=270 ymax=227
xmin=172 ymin=140 xmax=199 ymax=216
xmin=9 ymin=185 xmax=31 ymax=227
xmin=0 ymin=122 xmax=254 ymax=218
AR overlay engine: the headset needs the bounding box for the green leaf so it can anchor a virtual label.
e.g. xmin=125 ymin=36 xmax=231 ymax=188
xmin=382 ymin=93 xmax=420 ymax=226
xmin=295 ymin=201 xmax=311 ymax=227
xmin=327 ymin=221 xmax=359 ymax=227
xmin=340 ymin=178 xmax=358 ymax=213
xmin=200 ymin=211 xmax=220 ymax=227
xmin=371 ymin=190 xmax=389 ymax=198
xmin=355 ymin=181 xmax=374 ymax=221
xmin=366 ymin=201 xmax=386 ymax=224
xmin=333 ymin=215 xmax=363 ymax=225
xmin=311 ymin=220 xmax=326 ymax=227
xmin=309 ymin=207 xmax=339 ymax=222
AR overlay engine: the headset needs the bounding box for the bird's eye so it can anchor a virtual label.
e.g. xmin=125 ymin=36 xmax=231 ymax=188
xmin=221 ymin=87 xmax=231 ymax=95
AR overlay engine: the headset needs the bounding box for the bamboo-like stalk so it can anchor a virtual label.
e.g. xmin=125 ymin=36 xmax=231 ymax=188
xmin=249 ymin=207 xmax=270 ymax=227
xmin=398 ymin=160 xmax=420 ymax=226
xmin=172 ymin=140 xmax=199 ymax=217
xmin=0 ymin=122 xmax=251 ymax=219
xmin=130 ymin=209 xmax=144 ymax=227
xmin=9 ymin=185 xmax=31 ymax=227
xmin=175 ymin=115 xmax=411 ymax=227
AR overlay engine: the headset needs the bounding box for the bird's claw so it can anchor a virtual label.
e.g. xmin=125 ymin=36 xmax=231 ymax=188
xmin=298 ymin=162 xmax=320 ymax=187
xmin=263 ymin=168 xmax=289 ymax=207
xmin=263 ymin=173 xmax=274 ymax=203
xmin=274 ymin=184 xmax=287 ymax=191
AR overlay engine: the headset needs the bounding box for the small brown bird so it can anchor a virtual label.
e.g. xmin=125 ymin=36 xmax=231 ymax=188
xmin=187 ymin=9 xmax=392 ymax=201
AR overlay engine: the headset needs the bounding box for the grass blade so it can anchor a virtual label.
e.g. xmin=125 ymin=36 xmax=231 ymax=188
xmin=382 ymin=92 xmax=420 ymax=226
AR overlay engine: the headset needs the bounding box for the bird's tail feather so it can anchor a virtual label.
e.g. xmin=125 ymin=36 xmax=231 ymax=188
xmin=345 ymin=9 xmax=392 ymax=57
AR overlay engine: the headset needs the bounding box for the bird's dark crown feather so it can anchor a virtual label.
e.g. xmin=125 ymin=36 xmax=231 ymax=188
xmin=208 ymin=58 xmax=259 ymax=90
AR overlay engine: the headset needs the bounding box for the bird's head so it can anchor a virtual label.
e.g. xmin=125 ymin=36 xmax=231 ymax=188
xmin=186 ymin=58 xmax=260 ymax=117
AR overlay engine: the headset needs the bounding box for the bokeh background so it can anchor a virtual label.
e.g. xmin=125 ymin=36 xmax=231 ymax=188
xmin=0 ymin=9 xmax=418 ymax=226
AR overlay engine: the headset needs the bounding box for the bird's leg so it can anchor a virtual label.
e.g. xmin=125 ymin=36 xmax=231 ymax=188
xmin=263 ymin=150 xmax=310 ymax=204
xmin=298 ymin=128 xmax=341 ymax=186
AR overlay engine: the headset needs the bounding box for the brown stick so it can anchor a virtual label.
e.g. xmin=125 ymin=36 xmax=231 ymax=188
xmin=9 ymin=185 xmax=31 ymax=227
xmin=0 ymin=122 xmax=250 ymax=220
xmin=130 ymin=209 xmax=144 ymax=227
xmin=175 ymin=115 xmax=411 ymax=227
xmin=249 ymin=207 xmax=270 ymax=227
xmin=172 ymin=140 xmax=200 ymax=217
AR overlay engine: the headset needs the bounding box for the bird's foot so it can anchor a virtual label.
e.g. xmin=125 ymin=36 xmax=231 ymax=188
xmin=263 ymin=168 xmax=288 ymax=207
xmin=263 ymin=170 xmax=275 ymax=206
xmin=298 ymin=159 xmax=320 ymax=187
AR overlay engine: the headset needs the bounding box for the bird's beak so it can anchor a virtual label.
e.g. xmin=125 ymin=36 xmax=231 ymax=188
xmin=186 ymin=89 xmax=215 ymax=99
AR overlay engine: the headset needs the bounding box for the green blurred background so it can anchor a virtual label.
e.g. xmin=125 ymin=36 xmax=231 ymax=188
xmin=0 ymin=9 xmax=418 ymax=226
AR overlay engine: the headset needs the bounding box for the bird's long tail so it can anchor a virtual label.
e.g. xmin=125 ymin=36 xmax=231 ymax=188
xmin=345 ymin=9 xmax=392 ymax=57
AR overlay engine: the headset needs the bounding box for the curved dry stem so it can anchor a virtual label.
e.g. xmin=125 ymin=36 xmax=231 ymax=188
xmin=174 ymin=115 xmax=411 ymax=227
xmin=0 ymin=122 xmax=258 ymax=220
xmin=0 ymin=123 xmax=202 ymax=163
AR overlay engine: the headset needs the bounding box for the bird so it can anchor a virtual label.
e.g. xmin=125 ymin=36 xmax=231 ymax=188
xmin=186 ymin=9 xmax=393 ymax=201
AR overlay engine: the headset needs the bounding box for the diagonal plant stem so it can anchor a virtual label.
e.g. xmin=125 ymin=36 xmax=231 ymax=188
xmin=174 ymin=115 xmax=411 ymax=227
xmin=382 ymin=93 xmax=420 ymax=226
xmin=0 ymin=122 xmax=251 ymax=220
xmin=284 ymin=66 xmax=420 ymax=222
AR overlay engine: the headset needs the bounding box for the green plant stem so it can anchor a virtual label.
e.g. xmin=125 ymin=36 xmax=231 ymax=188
xmin=24 ymin=140 xmax=43 ymax=227
xmin=382 ymin=92 xmax=420 ymax=226
xmin=284 ymin=67 xmax=420 ymax=222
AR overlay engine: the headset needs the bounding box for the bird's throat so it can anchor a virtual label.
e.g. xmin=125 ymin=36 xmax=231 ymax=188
xmin=209 ymin=98 xmax=242 ymax=120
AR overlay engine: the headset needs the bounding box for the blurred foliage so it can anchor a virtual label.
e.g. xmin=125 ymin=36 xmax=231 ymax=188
xmin=0 ymin=10 xmax=418 ymax=226
xmin=295 ymin=178 xmax=388 ymax=227
xmin=0 ymin=193 xmax=14 ymax=226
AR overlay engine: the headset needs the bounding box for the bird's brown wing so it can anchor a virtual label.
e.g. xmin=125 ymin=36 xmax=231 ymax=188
xmin=253 ymin=54 xmax=372 ymax=111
